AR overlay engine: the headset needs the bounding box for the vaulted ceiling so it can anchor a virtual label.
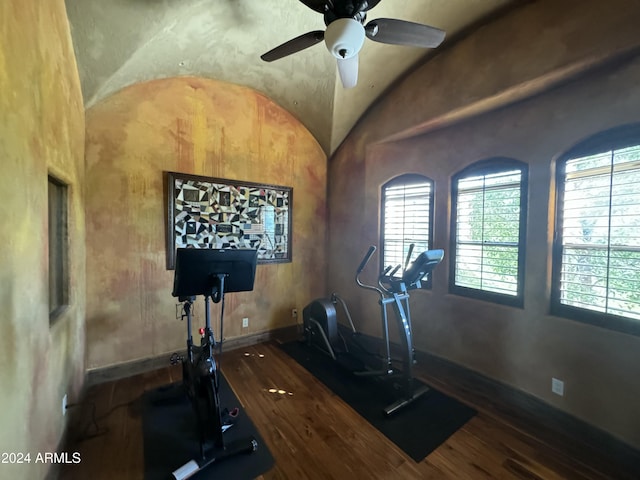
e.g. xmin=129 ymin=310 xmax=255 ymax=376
xmin=65 ymin=0 xmax=515 ymax=154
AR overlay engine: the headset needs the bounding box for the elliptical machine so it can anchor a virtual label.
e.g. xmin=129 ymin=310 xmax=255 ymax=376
xmin=303 ymin=245 xmax=444 ymax=415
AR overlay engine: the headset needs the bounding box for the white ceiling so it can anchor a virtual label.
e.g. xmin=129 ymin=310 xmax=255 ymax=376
xmin=65 ymin=0 xmax=515 ymax=154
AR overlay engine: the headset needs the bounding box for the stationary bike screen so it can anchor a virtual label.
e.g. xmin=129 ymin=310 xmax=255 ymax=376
xmin=172 ymin=248 xmax=258 ymax=297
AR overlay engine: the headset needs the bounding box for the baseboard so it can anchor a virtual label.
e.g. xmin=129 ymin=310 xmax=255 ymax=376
xmin=413 ymin=350 xmax=640 ymax=478
xmin=328 ymin=328 xmax=640 ymax=477
xmin=86 ymin=325 xmax=299 ymax=386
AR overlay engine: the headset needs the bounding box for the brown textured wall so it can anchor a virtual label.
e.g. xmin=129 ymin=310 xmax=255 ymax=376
xmin=0 ymin=0 xmax=86 ymax=478
xmin=328 ymin=0 xmax=640 ymax=449
xmin=85 ymin=77 xmax=326 ymax=369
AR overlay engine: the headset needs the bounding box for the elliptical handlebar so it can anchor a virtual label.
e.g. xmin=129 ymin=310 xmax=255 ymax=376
xmin=356 ymin=245 xmax=376 ymax=274
xmin=355 ymin=244 xmax=444 ymax=295
xmin=377 ymin=243 xmax=416 ymax=294
xmin=388 ymin=264 xmax=401 ymax=278
xmin=355 ymin=246 xmax=385 ymax=297
xmin=403 ymin=244 xmax=415 ymax=271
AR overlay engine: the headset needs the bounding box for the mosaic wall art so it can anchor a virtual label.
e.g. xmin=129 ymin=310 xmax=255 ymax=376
xmin=166 ymin=172 xmax=292 ymax=269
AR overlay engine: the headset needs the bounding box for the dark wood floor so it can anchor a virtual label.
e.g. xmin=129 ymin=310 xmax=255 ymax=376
xmin=58 ymin=340 xmax=637 ymax=479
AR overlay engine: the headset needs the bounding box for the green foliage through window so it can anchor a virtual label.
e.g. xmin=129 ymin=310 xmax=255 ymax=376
xmin=450 ymin=159 xmax=527 ymax=306
xmin=557 ymin=144 xmax=640 ymax=321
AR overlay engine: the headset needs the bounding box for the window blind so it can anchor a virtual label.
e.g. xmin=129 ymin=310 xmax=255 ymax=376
xmin=382 ymin=180 xmax=431 ymax=272
xmin=454 ymin=169 xmax=522 ymax=296
xmin=559 ymin=145 xmax=640 ymax=320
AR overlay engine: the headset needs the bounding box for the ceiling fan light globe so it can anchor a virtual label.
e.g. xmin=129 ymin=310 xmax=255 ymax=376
xmin=324 ymin=18 xmax=365 ymax=60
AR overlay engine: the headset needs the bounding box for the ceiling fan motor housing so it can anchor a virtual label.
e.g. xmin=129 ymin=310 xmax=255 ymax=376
xmin=324 ymin=18 xmax=365 ymax=59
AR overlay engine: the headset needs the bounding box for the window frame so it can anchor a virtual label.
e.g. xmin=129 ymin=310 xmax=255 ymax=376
xmin=449 ymin=158 xmax=529 ymax=307
xmin=48 ymin=174 xmax=69 ymax=323
xmin=551 ymin=123 xmax=640 ymax=336
xmin=379 ymin=173 xmax=435 ymax=289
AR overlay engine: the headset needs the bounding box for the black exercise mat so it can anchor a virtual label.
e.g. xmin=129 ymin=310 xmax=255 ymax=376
xmin=142 ymin=375 xmax=274 ymax=480
xmin=280 ymin=341 xmax=477 ymax=462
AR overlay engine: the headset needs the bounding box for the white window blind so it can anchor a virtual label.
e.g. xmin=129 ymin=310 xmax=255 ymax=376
xmin=382 ymin=180 xmax=432 ymax=272
xmin=558 ymin=145 xmax=640 ymax=320
xmin=454 ymin=169 xmax=522 ymax=297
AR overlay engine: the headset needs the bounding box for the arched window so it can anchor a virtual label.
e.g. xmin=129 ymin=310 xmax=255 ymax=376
xmin=380 ymin=174 xmax=434 ymax=287
xmin=450 ymin=158 xmax=528 ymax=306
xmin=552 ymin=123 xmax=640 ymax=335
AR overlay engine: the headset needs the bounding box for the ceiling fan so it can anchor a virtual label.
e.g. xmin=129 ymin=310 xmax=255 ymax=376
xmin=260 ymin=0 xmax=446 ymax=89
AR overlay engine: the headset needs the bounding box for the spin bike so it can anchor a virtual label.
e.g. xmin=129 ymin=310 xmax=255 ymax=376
xmin=303 ymin=245 xmax=444 ymax=415
xmin=169 ymin=248 xmax=259 ymax=480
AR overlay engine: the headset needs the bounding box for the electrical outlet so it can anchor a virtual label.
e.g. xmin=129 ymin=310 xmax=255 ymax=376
xmin=551 ymin=377 xmax=564 ymax=396
xmin=62 ymin=394 xmax=68 ymax=416
xmin=242 ymin=317 xmax=249 ymax=328
xmin=292 ymin=308 xmax=298 ymax=318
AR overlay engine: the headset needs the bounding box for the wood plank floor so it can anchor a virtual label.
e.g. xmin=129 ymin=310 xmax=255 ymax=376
xmin=58 ymin=341 xmax=635 ymax=480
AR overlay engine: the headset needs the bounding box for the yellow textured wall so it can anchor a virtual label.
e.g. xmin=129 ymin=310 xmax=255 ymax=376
xmin=85 ymin=76 xmax=326 ymax=369
xmin=0 ymin=0 xmax=86 ymax=478
xmin=328 ymin=0 xmax=640 ymax=449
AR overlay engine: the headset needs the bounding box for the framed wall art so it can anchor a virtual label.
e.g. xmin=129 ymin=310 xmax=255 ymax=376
xmin=166 ymin=172 xmax=292 ymax=269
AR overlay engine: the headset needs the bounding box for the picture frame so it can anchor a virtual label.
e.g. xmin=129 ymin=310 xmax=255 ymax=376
xmin=166 ymin=171 xmax=292 ymax=269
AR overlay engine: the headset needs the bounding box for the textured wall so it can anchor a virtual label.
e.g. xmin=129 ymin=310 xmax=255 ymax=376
xmin=65 ymin=0 xmax=335 ymax=152
xmin=0 ymin=0 xmax=86 ymax=478
xmin=328 ymin=0 xmax=640 ymax=449
xmin=85 ymin=76 xmax=326 ymax=369
xmin=65 ymin=0 xmax=513 ymax=155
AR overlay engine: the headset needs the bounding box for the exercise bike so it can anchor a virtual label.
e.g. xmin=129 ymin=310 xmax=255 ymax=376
xmin=303 ymin=245 xmax=444 ymax=415
xmin=169 ymin=248 xmax=259 ymax=480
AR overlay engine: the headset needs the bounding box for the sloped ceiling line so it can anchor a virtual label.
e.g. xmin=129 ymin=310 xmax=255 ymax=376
xmin=66 ymin=0 xmax=514 ymax=154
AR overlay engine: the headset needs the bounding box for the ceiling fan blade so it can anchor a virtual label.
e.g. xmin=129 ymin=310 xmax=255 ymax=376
xmin=365 ymin=18 xmax=446 ymax=48
xmin=337 ymin=54 xmax=359 ymax=89
xmin=261 ymin=31 xmax=325 ymax=62
xmin=298 ymin=0 xmax=328 ymax=13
